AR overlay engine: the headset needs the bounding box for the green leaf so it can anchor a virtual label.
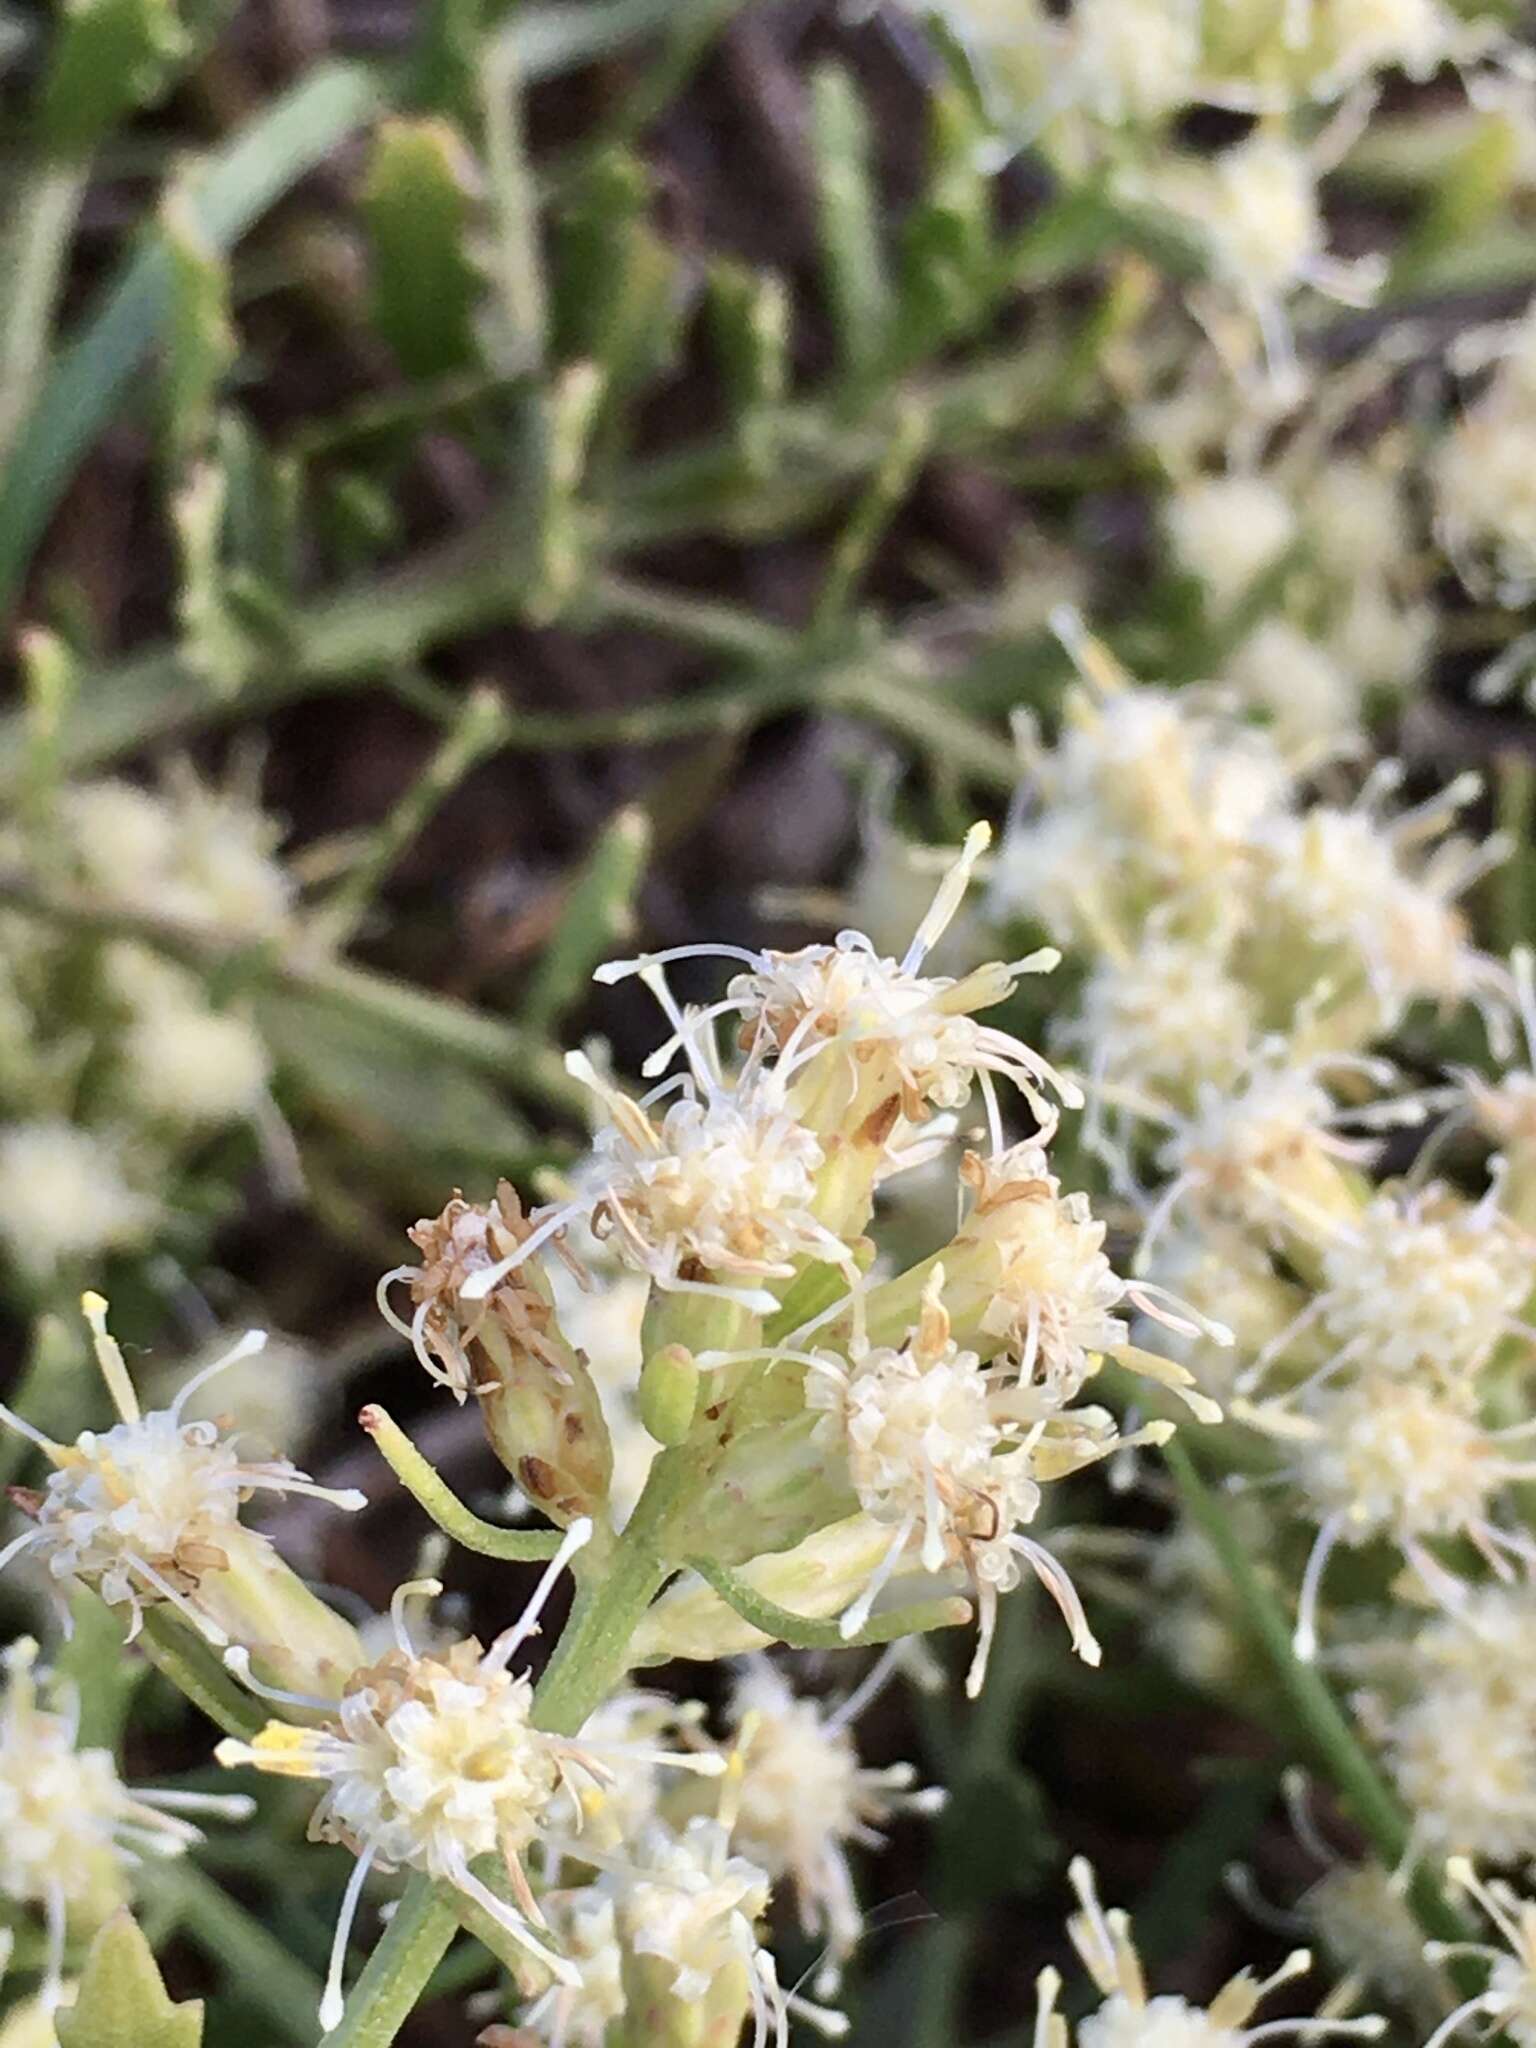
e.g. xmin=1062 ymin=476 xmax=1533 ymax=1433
xmin=361 ymin=116 xmax=484 ymax=379
xmin=518 ymin=804 xmax=651 ymax=1032
xmin=0 ymin=59 xmax=382 ymax=620
xmin=55 ymin=1911 xmax=203 ymax=2048
xmin=37 ymin=0 xmax=190 ymax=155
xmin=551 ymin=148 xmax=683 ymax=403
xmin=406 ymin=0 xmax=486 ymax=114
xmin=158 ymin=185 xmax=235 ymax=466
xmin=810 ymin=63 xmax=890 ymax=380
xmin=896 ymin=85 xmax=995 ymax=360
xmin=705 ymin=258 xmax=789 ymax=474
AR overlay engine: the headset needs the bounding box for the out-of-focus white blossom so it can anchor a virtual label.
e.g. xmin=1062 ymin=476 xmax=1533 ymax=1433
xmin=0 ymin=1121 xmax=158 ymax=1283
xmin=1228 ymin=621 xmax=1360 ymax=749
xmin=61 ymin=770 xmax=294 ymax=939
xmin=1166 ymin=473 xmax=1298 ymax=610
xmin=1384 ymin=1587 xmax=1536 ymax=1866
xmin=1436 ymin=304 xmax=1536 ymax=601
xmin=1035 ymin=1858 xmax=1385 ymax=2048
xmin=727 ymin=1658 xmax=943 ymax=1993
xmin=0 ymin=1637 xmax=251 ymax=2009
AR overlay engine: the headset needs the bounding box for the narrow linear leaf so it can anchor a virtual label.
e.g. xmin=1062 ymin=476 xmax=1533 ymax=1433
xmin=519 ymin=805 xmax=652 ymax=1033
xmin=361 ymin=116 xmax=484 ymax=379
xmin=0 ymin=59 xmax=382 ymax=619
xmin=159 ymin=184 xmax=235 ymax=466
xmin=810 ymin=63 xmax=891 ymax=380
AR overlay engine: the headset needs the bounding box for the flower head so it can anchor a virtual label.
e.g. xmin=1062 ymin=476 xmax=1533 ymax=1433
xmin=0 ymin=1122 xmax=158 ymax=1284
xmin=1384 ymin=1586 xmax=1536 ymax=1867
xmin=726 ymin=1658 xmax=943 ymax=1994
xmin=1035 ymin=1858 xmax=1384 ymax=2048
xmin=1422 ymin=1861 xmax=1536 ymax=2048
xmin=597 ymin=822 xmax=1077 ymax=1153
xmin=61 ymin=770 xmax=293 ymax=939
xmin=216 ymin=1529 xmax=724 ymax=2031
xmin=806 ymin=1271 xmax=1167 ymax=1692
xmin=0 ymin=1296 xmax=365 ymax=1652
xmin=0 ymin=1637 xmax=250 ymax=2009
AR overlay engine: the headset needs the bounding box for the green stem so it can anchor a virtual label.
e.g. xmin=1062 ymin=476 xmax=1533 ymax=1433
xmin=319 ymin=1873 xmax=460 ymax=2048
xmin=1163 ymin=1440 xmax=1474 ymax=1955
xmin=313 ymin=686 xmax=510 ymax=949
xmin=139 ymin=1610 xmax=265 ymax=1741
xmin=530 ymin=1452 xmax=686 ymax=1736
xmin=149 ymin=1860 xmax=327 ymax=2044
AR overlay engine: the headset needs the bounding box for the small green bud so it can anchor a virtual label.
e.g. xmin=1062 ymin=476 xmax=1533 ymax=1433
xmin=638 ymin=1344 xmax=698 ymax=1446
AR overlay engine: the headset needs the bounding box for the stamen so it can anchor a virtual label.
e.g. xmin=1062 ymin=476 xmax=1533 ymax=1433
xmin=320 ymin=1841 xmax=377 ymax=2032
xmin=171 ymin=1329 xmax=269 ymax=1423
xmin=223 ymin=1647 xmax=337 ymax=1714
xmin=390 ymin=1577 xmax=444 ymax=1658
xmin=480 ymin=1517 xmax=593 ymax=1675
xmin=81 ymin=1290 xmax=141 ymax=1425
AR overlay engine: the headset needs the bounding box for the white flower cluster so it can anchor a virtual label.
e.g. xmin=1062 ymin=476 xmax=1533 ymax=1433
xmin=0 ymin=1296 xmax=365 ymax=1684
xmin=1036 ymin=1858 xmax=1385 ymax=2048
xmin=0 ymin=1636 xmax=250 ymax=2010
xmin=219 ymin=1512 xmax=929 ymax=2047
xmin=932 ymin=0 xmax=1504 ymax=381
xmin=0 ymin=768 xmax=293 ymax=1294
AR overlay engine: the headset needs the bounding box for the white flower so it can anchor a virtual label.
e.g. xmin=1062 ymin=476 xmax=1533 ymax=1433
xmin=1165 ymin=474 xmax=1298 ymax=610
xmin=61 ymin=771 xmax=293 ymax=938
xmin=806 ymin=1271 xmax=1160 ymax=1692
xmin=1384 ymin=1588 xmax=1536 ymax=1866
xmin=1435 ymin=303 xmax=1536 ymax=600
xmin=597 ymin=822 xmax=1077 ymax=1143
xmin=1164 ymin=133 xmax=1327 ymax=297
xmin=0 ymin=1295 xmax=364 ymax=1646
xmin=1306 ymin=459 xmax=1416 ymax=585
xmin=1246 ymin=1374 xmax=1536 ymax=1658
xmin=1311 ymin=1188 xmax=1530 ymax=1388
xmin=1227 ymin=622 xmax=1359 ymax=751
xmin=995 ymin=675 xmax=1290 ymax=945
xmin=619 ymin=1814 xmax=773 ymax=2004
xmin=0 ymin=1122 xmax=158 ymax=1282
xmin=1143 ymin=1053 xmax=1388 ymax=1256
xmin=727 ymin=1659 xmax=944 ymax=1993
xmin=0 ymin=1638 xmax=250 ymax=2010
xmin=1072 ymin=932 xmax=1259 ymax=1101
xmin=455 ymin=1050 xmax=858 ymax=1322
xmin=106 ymin=946 xmax=268 ymax=1126
xmin=1243 ymin=783 xmax=1508 ymax=1034
xmin=1420 ymin=1861 xmax=1536 ymax=2048
xmin=217 ymin=1532 xmax=724 ymax=2031
xmin=1067 ymin=0 xmax=1204 ymax=121
xmin=1039 ymin=1858 xmax=1384 ymax=2048
xmin=518 ymin=1886 xmax=626 ymax=2048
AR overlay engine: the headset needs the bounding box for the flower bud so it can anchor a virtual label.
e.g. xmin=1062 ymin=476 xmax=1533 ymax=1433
xmin=383 ymin=1185 xmax=614 ymax=1527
